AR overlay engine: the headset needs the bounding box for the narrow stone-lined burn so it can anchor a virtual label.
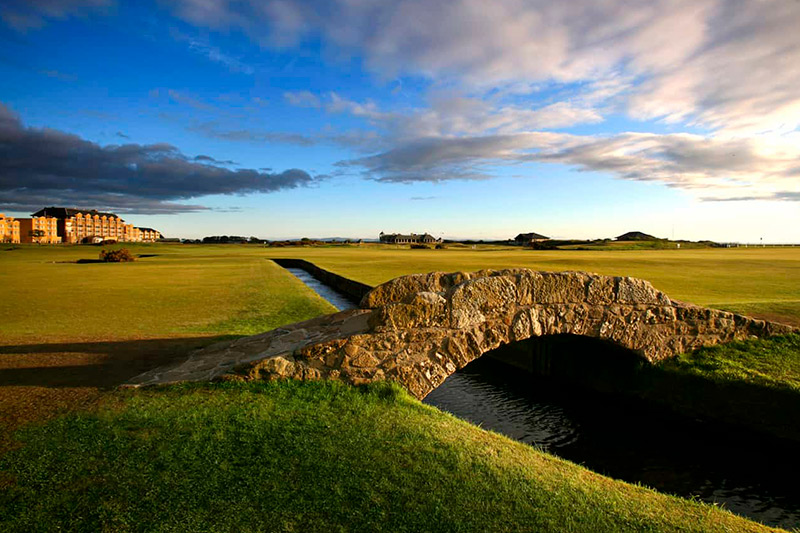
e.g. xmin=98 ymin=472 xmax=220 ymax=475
xmin=284 ymin=267 xmax=360 ymax=311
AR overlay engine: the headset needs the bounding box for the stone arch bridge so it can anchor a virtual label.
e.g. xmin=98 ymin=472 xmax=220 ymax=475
xmin=128 ymin=269 xmax=796 ymax=399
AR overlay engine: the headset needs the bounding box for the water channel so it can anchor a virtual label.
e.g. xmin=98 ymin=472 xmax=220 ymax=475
xmin=285 ymin=266 xmax=800 ymax=529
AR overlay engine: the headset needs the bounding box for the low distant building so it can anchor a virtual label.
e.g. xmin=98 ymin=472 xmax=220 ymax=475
xmin=0 ymin=213 xmax=20 ymax=243
xmin=514 ymin=232 xmax=549 ymax=245
xmin=136 ymin=227 xmax=161 ymax=242
xmin=18 ymin=216 xmax=62 ymax=244
xmin=379 ymin=232 xmax=440 ymax=244
xmin=616 ymin=231 xmax=658 ymax=241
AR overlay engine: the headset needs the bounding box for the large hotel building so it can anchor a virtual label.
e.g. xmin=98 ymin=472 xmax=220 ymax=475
xmin=1 ymin=207 xmax=160 ymax=244
xmin=0 ymin=213 xmax=21 ymax=243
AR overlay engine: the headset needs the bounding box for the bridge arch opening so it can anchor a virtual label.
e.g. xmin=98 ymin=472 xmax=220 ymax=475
xmin=475 ymin=334 xmax=648 ymax=394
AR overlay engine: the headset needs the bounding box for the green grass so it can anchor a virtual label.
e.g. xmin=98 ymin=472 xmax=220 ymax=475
xmin=633 ymin=335 xmax=800 ymax=441
xmin=262 ymin=244 xmax=800 ymax=325
xmin=3 ymin=243 xmax=799 ymax=342
xmin=556 ymin=240 xmax=712 ymax=251
xmin=0 ymin=380 xmax=779 ymax=533
xmin=0 ymin=243 xmax=335 ymax=343
xmin=662 ymin=335 xmax=800 ymax=392
xmin=0 ymin=243 xmax=336 ymax=436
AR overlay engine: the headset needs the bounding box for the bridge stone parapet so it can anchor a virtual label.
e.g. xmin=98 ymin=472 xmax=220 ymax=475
xmin=127 ymin=268 xmax=797 ymax=399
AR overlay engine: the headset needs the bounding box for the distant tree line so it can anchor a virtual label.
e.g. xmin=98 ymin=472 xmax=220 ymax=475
xmin=191 ymin=236 xmax=267 ymax=244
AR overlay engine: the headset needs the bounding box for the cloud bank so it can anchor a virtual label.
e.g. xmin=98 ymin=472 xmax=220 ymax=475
xmin=341 ymin=131 xmax=800 ymax=201
xmin=8 ymin=1 xmax=800 ymax=203
xmin=168 ymin=0 xmax=800 ymax=201
xmin=0 ymin=103 xmax=324 ymax=214
xmin=167 ymin=0 xmax=800 ymax=135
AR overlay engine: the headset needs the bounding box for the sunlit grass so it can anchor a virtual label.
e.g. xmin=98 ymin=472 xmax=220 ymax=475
xmin=0 ymin=244 xmax=335 ymax=343
xmin=263 ymin=244 xmax=800 ymax=324
xmin=0 ymin=380 xmax=778 ymax=533
xmin=663 ymin=335 xmax=800 ymax=392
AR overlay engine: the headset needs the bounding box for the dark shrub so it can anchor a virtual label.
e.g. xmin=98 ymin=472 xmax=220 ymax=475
xmin=410 ymin=243 xmax=430 ymax=249
xmin=435 ymin=243 xmax=446 ymax=249
xmin=100 ymin=248 xmax=136 ymax=262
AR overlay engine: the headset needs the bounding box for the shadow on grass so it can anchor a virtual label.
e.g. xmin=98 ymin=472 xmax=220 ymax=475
xmin=0 ymin=336 xmax=243 ymax=442
xmin=0 ymin=336 xmax=237 ymax=390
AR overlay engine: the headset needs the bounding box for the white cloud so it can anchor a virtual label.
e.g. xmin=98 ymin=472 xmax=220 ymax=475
xmin=341 ymin=130 xmax=800 ymax=202
xmin=320 ymin=92 xmax=602 ymax=140
xmin=284 ymin=90 xmax=321 ymax=108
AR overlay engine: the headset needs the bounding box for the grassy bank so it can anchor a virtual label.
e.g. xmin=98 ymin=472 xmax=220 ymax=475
xmin=0 ymin=380 xmax=780 ymax=533
xmin=637 ymin=335 xmax=800 ymax=441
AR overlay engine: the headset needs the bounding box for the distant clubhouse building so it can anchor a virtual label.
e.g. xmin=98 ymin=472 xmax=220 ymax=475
xmin=379 ymin=232 xmax=441 ymax=244
xmin=18 ymin=207 xmax=162 ymax=244
xmin=0 ymin=213 xmax=21 ymax=243
xmin=514 ymin=232 xmax=550 ymax=245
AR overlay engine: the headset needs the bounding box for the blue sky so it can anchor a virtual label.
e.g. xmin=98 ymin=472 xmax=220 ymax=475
xmin=1 ymin=0 xmax=798 ymax=241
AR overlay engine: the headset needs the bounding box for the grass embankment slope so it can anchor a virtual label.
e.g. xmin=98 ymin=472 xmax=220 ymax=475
xmin=0 ymin=244 xmax=334 ymax=435
xmin=264 ymin=244 xmax=800 ymax=326
xmin=0 ymin=380 xmax=780 ymax=533
xmin=638 ymin=334 xmax=800 ymax=441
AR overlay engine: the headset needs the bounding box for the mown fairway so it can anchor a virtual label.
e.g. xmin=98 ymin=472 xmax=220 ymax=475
xmin=0 ymin=243 xmax=334 ymax=436
xmin=0 ymin=243 xmax=336 ymax=343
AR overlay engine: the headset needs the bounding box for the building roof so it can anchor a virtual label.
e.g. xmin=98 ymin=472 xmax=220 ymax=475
xmin=31 ymin=207 xmax=122 ymax=220
xmin=615 ymin=231 xmax=658 ymax=241
xmin=135 ymin=227 xmax=160 ymax=233
xmin=381 ymin=232 xmax=439 ymax=241
xmin=515 ymin=232 xmax=550 ymax=240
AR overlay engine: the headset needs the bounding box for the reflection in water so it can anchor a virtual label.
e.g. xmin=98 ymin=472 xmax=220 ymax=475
xmin=285 ymin=268 xmax=359 ymax=311
xmin=424 ymin=356 xmax=800 ymax=529
xmin=280 ymin=266 xmax=800 ymax=529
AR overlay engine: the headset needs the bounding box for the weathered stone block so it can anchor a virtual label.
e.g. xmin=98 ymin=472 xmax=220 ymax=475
xmin=535 ymin=272 xmax=588 ymax=303
xmin=511 ymin=310 xmax=532 ymax=340
xmin=347 ymin=347 xmax=380 ymax=368
xmin=361 ymin=272 xmax=448 ymax=308
xmin=586 ymin=275 xmax=615 ymax=304
xmin=617 ymin=277 xmax=670 ymax=305
xmin=448 ymin=275 xmax=518 ymax=328
xmin=369 ymin=291 xmax=447 ymax=331
xmin=514 ymin=271 xmax=542 ymax=305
